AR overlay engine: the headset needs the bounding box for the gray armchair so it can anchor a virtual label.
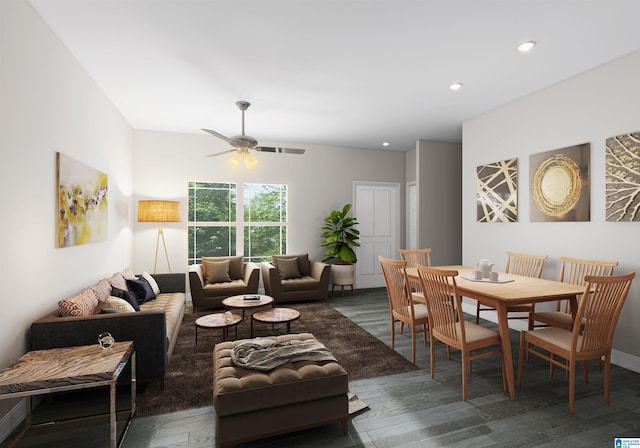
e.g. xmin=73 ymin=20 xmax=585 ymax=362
xmin=188 ymin=256 xmax=259 ymax=312
xmin=261 ymin=254 xmax=330 ymax=303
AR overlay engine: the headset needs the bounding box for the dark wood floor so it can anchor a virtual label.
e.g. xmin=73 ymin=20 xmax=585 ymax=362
xmin=4 ymin=288 xmax=640 ymax=447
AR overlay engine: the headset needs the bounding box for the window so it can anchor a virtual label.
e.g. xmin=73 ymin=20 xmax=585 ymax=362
xmin=188 ymin=182 xmax=287 ymax=264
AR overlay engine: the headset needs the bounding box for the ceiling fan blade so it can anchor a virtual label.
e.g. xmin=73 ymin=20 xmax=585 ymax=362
xmin=202 ymin=128 xmax=236 ymax=145
xmin=255 ymin=146 xmax=305 ymax=155
xmin=206 ymin=149 xmax=236 ymax=157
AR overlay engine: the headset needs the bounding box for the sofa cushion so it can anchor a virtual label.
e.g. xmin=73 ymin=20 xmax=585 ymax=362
xmin=58 ymin=288 xmax=99 ymax=317
xmin=111 ymin=286 xmax=140 ymax=311
xmin=140 ymin=292 xmax=185 ymax=347
xmin=142 ymin=271 xmax=161 ymax=295
xmin=277 ymin=257 xmax=301 ymax=279
xmin=121 ymin=267 xmax=137 ymax=280
xmin=108 ymin=272 xmax=128 ymax=291
xmin=106 ymin=296 xmax=136 ymax=313
xmin=281 ymin=276 xmax=319 ymax=292
xmin=203 ymin=279 xmax=250 ymax=297
xmin=272 ymin=254 xmax=310 ymax=277
xmin=127 ymin=277 xmax=156 ymax=306
xmin=202 ymin=256 xmax=244 ymax=280
xmin=91 ymin=279 xmax=112 ymax=302
xmin=203 ymin=259 xmax=231 ymax=284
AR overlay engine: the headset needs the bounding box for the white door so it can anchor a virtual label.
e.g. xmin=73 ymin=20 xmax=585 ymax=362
xmin=354 ymin=182 xmax=400 ymax=289
xmin=407 ymin=182 xmax=417 ymax=249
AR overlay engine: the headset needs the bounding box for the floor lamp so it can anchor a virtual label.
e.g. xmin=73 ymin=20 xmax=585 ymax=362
xmin=137 ymin=200 xmax=181 ymax=273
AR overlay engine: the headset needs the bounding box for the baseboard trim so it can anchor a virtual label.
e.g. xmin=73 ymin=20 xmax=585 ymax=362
xmin=461 ymin=300 xmax=640 ymax=373
xmin=0 ymin=399 xmax=25 ymax=444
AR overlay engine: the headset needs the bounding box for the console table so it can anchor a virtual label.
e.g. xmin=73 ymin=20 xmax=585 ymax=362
xmin=0 ymin=341 xmax=136 ymax=448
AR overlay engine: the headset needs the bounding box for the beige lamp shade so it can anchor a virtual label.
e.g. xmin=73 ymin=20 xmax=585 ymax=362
xmin=137 ymin=200 xmax=181 ymax=222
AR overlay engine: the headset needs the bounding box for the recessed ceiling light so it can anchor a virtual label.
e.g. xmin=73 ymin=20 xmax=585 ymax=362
xmin=517 ymin=41 xmax=536 ymax=53
xmin=382 ymin=141 xmax=390 ymax=147
xmin=449 ymin=82 xmax=463 ymax=91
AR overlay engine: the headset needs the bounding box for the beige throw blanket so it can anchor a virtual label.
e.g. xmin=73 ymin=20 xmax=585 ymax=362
xmin=231 ymin=338 xmax=337 ymax=371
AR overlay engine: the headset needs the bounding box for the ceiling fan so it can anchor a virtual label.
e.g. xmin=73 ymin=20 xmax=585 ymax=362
xmin=202 ymin=101 xmax=305 ymax=167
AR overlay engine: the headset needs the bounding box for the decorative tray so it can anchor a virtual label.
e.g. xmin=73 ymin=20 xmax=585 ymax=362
xmin=461 ymin=275 xmax=514 ymax=284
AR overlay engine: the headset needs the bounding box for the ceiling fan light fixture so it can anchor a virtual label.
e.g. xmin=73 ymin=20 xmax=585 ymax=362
xmin=244 ymin=151 xmax=258 ymax=169
xmin=229 ymin=151 xmax=242 ymax=167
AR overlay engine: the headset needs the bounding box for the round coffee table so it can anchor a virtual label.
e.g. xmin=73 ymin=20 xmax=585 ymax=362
xmin=251 ymin=307 xmax=301 ymax=338
xmin=222 ymin=294 xmax=274 ymax=321
xmin=195 ymin=312 xmax=241 ymax=345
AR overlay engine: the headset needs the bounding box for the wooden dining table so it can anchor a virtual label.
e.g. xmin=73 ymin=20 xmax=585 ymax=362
xmin=405 ymin=265 xmax=585 ymax=400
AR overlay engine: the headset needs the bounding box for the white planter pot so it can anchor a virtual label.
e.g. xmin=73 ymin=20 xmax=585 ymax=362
xmin=331 ymin=264 xmax=355 ymax=286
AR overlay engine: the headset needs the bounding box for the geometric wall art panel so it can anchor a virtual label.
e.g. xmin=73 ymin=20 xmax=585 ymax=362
xmin=529 ymin=143 xmax=590 ymax=222
xmin=605 ymin=131 xmax=640 ymax=222
xmin=56 ymin=152 xmax=108 ymax=247
xmin=476 ymin=158 xmax=518 ymax=223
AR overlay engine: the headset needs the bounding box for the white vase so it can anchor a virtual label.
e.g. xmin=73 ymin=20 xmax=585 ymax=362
xmin=331 ymin=263 xmax=355 ymax=286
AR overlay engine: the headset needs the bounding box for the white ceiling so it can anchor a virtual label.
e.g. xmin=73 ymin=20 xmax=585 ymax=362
xmin=28 ymin=0 xmax=640 ymax=151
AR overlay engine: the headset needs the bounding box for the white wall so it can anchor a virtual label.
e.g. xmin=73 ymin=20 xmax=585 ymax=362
xmin=462 ymin=49 xmax=640 ymax=368
xmin=132 ymin=130 xmax=405 ymax=275
xmin=0 ymin=0 xmax=134 ymax=435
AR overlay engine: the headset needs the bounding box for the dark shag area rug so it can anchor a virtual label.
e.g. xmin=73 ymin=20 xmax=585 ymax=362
xmin=136 ymin=302 xmax=417 ymax=416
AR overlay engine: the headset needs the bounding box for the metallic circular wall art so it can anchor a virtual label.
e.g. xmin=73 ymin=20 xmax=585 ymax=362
xmin=531 ymin=154 xmax=582 ymax=216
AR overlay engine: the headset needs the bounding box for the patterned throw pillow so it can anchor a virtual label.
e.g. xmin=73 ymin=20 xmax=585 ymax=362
xmin=91 ymin=279 xmax=112 ymax=302
xmin=106 ymin=296 xmax=136 ymax=313
xmin=58 ymin=288 xmax=99 ymax=317
xmin=121 ymin=267 xmax=137 ymax=280
xmin=109 ymin=272 xmax=128 ymax=290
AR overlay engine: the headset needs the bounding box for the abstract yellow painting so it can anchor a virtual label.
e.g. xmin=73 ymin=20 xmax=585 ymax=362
xmin=606 ymin=131 xmax=640 ymax=222
xmin=476 ymin=158 xmax=518 ymax=223
xmin=56 ymin=152 xmax=108 ymax=247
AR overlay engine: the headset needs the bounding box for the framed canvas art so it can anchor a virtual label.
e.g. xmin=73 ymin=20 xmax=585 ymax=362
xmin=605 ymin=131 xmax=640 ymax=222
xmin=56 ymin=152 xmax=108 ymax=247
xmin=476 ymin=158 xmax=518 ymax=223
xmin=529 ymin=143 xmax=590 ymax=222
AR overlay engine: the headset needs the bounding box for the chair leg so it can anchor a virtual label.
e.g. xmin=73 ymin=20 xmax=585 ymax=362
xmin=422 ymin=324 xmax=428 ymax=346
xmin=429 ymin=335 xmax=436 ymax=379
xmin=461 ymin=350 xmax=469 ymax=401
xmin=390 ymin=316 xmax=395 ymax=350
xmin=569 ymin=359 xmax=576 ymax=415
xmin=475 ymin=302 xmax=480 ymax=324
xmin=604 ymin=354 xmax=611 ymax=405
xmin=581 ymin=361 xmax=589 ymax=383
xmin=411 ymin=326 xmax=417 ymax=365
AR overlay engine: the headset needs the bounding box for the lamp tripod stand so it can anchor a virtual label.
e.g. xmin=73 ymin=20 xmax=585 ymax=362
xmin=154 ymin=223 xmax=171 ymax=273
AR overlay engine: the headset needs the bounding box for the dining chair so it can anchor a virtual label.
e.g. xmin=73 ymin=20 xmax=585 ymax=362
xmin=475 ymin=251 xmax=547 ymax=324
xmin=398 ymin=248 xmax=432 ymax=297
xmin=416 ymin=264 xmax=506 ymax=401
xmin=518 ymin=272 xmax=634 ymax=415
xmin=528 ymin=256 xmax=618 ymax=331
xmin=379 ymin=256 xmax=429 ymax=365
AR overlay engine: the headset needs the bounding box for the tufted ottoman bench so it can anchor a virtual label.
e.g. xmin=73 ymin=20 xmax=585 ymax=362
xmin=213 ymin=333 xmax=349 ymax=447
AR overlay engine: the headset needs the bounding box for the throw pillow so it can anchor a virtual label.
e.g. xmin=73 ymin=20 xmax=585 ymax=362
xmin=278 ymin=257 xmax=301 ymax=279
xmin=106 ymin=296 xmax=136 ymax=313
xmin=99 ymin=301 xmax=119 ymax=314
xmin=142 ymin=271 xmax=161 ymax=295
xmin=126 ymin=277 xmax=156 ymax=306
xmin=108 ymin=272 xmax=128 ymax=290
xmin=58 ymin=288 xmax=99 ymax=317
xmin=121 ymin=267 xmax=137 ymax=280
xmin=91 ymin=278 xmax=112 ymax=302
xmin=111 ymin=286 xmax=140 ymax=311
xmin=202 ymin=256 xmax=244 ymax=280
xmin=203 ymin=259 xmax=231 ymax=284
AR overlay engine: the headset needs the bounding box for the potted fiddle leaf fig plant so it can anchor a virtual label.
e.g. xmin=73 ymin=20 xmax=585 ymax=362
xmin=321 ymin=203 xmax=360 ymax=291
